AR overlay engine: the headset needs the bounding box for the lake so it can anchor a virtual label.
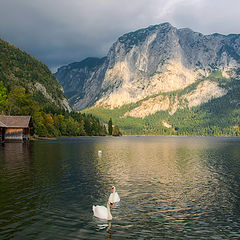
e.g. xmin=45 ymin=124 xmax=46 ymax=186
xmin=0 ymin=136 xmax=240 ymax=239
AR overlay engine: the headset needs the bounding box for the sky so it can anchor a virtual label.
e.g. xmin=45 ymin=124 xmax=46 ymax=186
xmin=0 ymin=0 xmax=240 ymax=72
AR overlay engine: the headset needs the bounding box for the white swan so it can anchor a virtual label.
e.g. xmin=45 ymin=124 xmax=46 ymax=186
xmin=92 ymin=200 xmax=114 ymax=220
xmin=108 ymin=186 xmax=120 ymax=203
xmin=98 ymin=150 xmax=102 ymax=158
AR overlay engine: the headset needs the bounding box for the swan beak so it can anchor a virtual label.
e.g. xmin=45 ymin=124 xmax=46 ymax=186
xmin=110 ymin=203 xmax=114 ymax=209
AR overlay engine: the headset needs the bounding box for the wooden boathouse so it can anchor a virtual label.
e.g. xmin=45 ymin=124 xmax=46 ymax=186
xmin=0 ymin=116 xmax=33 ymax=142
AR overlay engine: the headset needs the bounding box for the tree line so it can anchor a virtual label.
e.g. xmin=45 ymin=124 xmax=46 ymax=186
xmin=0 ymin=81 xmax=123 ymax=137
xmin=0 ymin=82 xmax=108 ymax=137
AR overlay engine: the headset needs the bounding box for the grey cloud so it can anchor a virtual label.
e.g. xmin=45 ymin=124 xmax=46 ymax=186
xmin=0 ymin=0 xmax=240 ymax=71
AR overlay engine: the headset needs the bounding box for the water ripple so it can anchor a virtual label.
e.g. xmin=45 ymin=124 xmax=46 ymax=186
xmin=1 ymin=137 xmax=240 ymax=239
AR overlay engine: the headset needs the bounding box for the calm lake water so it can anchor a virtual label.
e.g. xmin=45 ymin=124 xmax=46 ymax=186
xmin=0 ymin=136 xmax=240 ymax=239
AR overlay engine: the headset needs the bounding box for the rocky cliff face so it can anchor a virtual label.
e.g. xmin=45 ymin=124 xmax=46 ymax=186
xmin=55 ymin=23 xmax=240 ymax=113
xmin=55 ymin=57 xmax=107 ymax=110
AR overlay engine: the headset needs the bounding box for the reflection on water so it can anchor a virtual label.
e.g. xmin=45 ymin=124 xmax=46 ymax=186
xmin=0 ymin=137 xmax=240 ymax=239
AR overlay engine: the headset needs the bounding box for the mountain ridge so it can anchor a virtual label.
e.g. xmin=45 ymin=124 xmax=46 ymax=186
xmin=55 ymin=23 xmax=240 ymax=135
xmin=55 ymin=22 xmax=240 ymax=111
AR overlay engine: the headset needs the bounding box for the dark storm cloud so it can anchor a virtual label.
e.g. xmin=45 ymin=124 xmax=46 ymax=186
xmin=0 ymin=0 xmax=240 ymax=71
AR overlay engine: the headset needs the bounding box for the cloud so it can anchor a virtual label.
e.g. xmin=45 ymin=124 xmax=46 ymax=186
xmin=0 ymin=0 xmax=240 ymax=71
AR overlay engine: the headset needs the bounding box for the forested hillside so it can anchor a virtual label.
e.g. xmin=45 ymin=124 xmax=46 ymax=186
xmin=0 ymin=38 xmax=107 ymax=137
xmin=83 ymin=72 xmax=240 ymax=136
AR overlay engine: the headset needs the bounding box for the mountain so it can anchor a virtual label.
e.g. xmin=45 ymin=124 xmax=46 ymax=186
xmin=0 ymin=38 xmax=71 ymax=112
xmin=55 ymin=23 xmax=240 ymax=135
xmin=55 ymin=57 xmax=107 ymax=109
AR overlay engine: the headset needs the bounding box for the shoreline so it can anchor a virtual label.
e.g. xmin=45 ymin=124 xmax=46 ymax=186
xmin=31 ymin=135 xmax=240 ymax=140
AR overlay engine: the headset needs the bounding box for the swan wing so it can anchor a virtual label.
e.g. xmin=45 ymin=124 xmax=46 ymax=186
xmin=108 ymin=193 xmax=114 ymax=202
xmin=115 ymin=192 xmax=120 ymax=202
xmin=108 ymin=192 xmax=120 ymax=203
xmin=92 ymin=205 xmax=109 ymax=220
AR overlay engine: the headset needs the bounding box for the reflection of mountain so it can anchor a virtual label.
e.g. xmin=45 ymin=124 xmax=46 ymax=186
xmin=95 ymin=137 xmax=210 ymax=184
xmin=92 ymin=136 xmax=238 ymax=221
xmin=1 ymin=137 xmax=239 ymax=238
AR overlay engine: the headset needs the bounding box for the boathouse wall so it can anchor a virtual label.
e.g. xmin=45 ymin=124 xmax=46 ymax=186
xmin=0 ymin=116 xmax=33 ymax=143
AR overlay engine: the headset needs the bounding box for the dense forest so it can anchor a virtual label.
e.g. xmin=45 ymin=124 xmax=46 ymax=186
xmin=0 ymin=38 xmax=107 ymax=137
xmin=0 ymin=81 xmax=107 ymax=137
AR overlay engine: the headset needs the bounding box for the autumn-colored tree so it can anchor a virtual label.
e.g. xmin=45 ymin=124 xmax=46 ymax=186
xmin=32 ymin=111 xmax=48 ymax=137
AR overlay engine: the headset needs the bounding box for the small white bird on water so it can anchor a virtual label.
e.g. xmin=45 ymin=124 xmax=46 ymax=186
xmin=108 ymin=186 xmax=120 ymax=203
xmin=92 ymin=200 xmax=114 ymax=220
xmin=98 ymin=150 xmax=102 ymax=157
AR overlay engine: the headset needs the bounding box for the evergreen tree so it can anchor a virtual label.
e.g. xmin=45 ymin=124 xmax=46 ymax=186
xmin=0 ymin=81 xmax=8 ymax=113
xmin=79 ymin=120 xmax=86 ymax=136
xmin=108 ymin=118 xmax=113 ymax=135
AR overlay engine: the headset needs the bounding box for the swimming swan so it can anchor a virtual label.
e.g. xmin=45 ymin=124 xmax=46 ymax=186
xmin=92 ymin=200 xmax=114 ymax=220
xmin=108 ymin=186 xmax=120 ymax=203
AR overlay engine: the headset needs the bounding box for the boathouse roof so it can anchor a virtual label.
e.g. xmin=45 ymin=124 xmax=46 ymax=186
xmin=0 ymin=116 xmax=32 ymax=128
xmin=0 ymin=120 xmax=7 ymax=127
